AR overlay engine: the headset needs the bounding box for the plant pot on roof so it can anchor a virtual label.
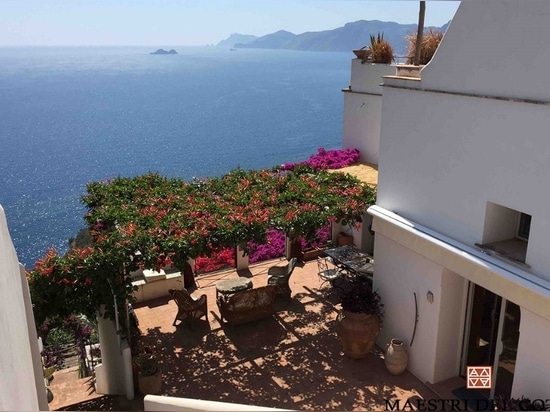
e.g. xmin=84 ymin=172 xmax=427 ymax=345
xmin=336 ymin=281 xmax=384 ymax=359
xmin=355 ymin=32 xmax=395 ymax=64
xmin=405 ymin=28 xmax=444 ymax=66
xmin=352 ymin=46 xmax=370 ymax=60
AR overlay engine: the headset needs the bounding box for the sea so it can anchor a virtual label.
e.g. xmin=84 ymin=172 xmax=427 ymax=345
xmin=0 ymin=46 xmax=351 ymax=269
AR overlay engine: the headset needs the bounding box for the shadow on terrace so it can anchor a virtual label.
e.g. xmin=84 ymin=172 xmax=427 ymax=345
xmin=132 ymin=259 xmax=439 ymax=411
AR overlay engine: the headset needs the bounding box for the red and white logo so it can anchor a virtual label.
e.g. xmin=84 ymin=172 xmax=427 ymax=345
xmin=467 ymin=366 xmax=492 ymax=389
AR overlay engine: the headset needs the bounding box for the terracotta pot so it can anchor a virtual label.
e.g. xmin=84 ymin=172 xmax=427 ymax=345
xmin=353 ymin=49 xmax=369 ymax=59
xmin=338 ymin=232 xmax=354 ymax=246
xmin=385 ymin=338 xmax=408 ymax=375
xmin=138 ymin=369 xmax=162 ymax=395
xmin=336 ymin=311 xmax=380 ymax=359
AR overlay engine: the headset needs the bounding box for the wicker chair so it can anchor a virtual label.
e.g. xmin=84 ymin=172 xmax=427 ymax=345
xmin=217 ymin=285 xmax=278 ymax=325
xmin=169 ymin=288 xmax=208 ymax=326
xmin=267 ymin=257 xmax=298 ymax=299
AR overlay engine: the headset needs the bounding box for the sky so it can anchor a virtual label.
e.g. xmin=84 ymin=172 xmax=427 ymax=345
xmin=0 ymin=1 xmax=460 ymax=47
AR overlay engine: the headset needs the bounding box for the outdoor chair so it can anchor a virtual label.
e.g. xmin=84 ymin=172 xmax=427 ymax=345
xmin=317 ymin=257 xmax=345 ymax=296
xmin=267 ymin=257 xmax=298 ymax=299
xmin=169 ymin=288 xmax=208 ymax=327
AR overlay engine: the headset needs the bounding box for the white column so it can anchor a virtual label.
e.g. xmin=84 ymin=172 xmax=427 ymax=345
xmin=95 ymin=307 xmax=131 ymax=396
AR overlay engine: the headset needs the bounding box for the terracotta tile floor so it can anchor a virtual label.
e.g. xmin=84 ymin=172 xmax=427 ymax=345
xmin=130 ymin=258 xmax=441 ymax=411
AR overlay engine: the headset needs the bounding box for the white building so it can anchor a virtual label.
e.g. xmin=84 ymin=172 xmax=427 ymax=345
xmin=0 ymin=205 xmax=48 ymax=411
xmin=366 ymin=0 xmax=550 ymax=400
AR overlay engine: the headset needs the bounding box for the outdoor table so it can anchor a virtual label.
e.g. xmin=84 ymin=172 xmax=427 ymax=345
xmin=216 ymin=277 xmax=253 ymax=302
xmin=324 ymin=245 xmax=374 ymax=282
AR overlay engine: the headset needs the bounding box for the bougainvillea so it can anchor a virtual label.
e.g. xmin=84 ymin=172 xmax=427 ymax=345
xmin=195 ymin=248 xmax=235 ymax=274
xmin=280 ymin=147 xmax=360 ymax=171
xmin=248 ymin=228 xmax=286 ymax=263
xmin=27 ymin=148 xmax=375 ymax=324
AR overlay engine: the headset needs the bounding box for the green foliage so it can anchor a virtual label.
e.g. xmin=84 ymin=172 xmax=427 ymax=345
xmin=134 ymin=344 xmax=159 ymax=377
xmin=28 ymin=166 xmax=376 ymax=325
xmin=45 ymin=327 xmax=74 ymax=347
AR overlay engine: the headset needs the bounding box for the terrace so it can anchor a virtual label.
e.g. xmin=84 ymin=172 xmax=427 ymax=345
xmin=49 ymin=257 xmax=441 ymax=411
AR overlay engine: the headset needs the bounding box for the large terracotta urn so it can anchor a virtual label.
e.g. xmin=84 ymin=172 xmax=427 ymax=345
xmin=336 ymin=311 xmax=381 ymax=359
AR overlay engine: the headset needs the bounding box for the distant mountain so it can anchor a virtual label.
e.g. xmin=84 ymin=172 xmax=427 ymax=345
xmin=217 ymin=33 xmax=258 ymax=48
xmin=235 ymin=30 xmax=296 ymax=49
xmin=228 ymin=20 xmax=450 ymax=57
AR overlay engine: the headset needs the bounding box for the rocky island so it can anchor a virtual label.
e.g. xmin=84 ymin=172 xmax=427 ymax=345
xmin=150 ymin=49 xmax=178 ymax=55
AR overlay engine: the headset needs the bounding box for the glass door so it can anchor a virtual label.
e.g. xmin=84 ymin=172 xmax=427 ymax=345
xmin=492 ymin=300 xmax=521 ymax=398
xmin=461 ymin=284 xmax=521 ymax=399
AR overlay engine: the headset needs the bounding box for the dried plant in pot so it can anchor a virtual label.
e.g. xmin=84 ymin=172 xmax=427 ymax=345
xmin=336 ymin=280 xmax=384 ymax=359
xmin=406 ymin=28 xmax=444 ymax=65
xmin=366 ymin=33 xmax=395 ymax=64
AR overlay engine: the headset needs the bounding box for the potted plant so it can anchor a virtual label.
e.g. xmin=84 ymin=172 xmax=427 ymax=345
xmin=405 ymin=28 xmax=444 ymax=65
xmin=135 ymin=346 xmax=162 ymax=395
xmin=336 ymin=280 xmax=384 ymax=359
xmin=366 ymin=33 xmax=394 ymax=64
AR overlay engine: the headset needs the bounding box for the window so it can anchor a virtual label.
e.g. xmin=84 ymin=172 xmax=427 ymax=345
xmin=517 ymin=213 xmax=531 ymax=241
xmin=478 ymin=203 xmax=531 ymax=266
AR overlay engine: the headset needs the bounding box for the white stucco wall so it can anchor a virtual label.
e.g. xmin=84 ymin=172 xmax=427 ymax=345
xmin=95 ymin=313 xmax=134 ymax=399
xmin=373 ymin=233 xmax=466 ymax=384
xmin=342 ymin=92 xmax=382 ymax=165
xmin=349 ymin=61 xmax=394 ymax=95
xmin=371 ymin=0 xmax=550 ymax=396
xmin=377 ymin=86 xmax=550 ymax=280
xmin=144 ymin=395 xmax=294 ymax=411
xmin=422 ymin=0 xmax=550 ymax=103
xmin=482 ymin=202 xmax=520 ymax=244
xmin=434 ymin=268 xmax=467 ymax=383
xmin=0 ymin=205 xmax=47 ymax=411
xmin=512 ymin=308 xmax=550 ymax=399
xmin=342 ymin=61 xmax=395 ymax=165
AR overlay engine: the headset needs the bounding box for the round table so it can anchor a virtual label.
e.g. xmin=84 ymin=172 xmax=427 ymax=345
xmin=216 ymin=277 xmax=253 ymax=301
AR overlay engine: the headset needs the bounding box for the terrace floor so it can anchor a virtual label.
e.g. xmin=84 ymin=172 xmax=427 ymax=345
xmin=129 ymin=258 xmax=439 ymax=411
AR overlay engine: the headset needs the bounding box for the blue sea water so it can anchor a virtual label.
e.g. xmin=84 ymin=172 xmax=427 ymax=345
xmin=0 ymin=46 xmax=351 ymax=269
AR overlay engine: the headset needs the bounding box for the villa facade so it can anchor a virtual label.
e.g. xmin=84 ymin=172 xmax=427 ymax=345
xmin=366 ymin=0 xmax=550 ymax=399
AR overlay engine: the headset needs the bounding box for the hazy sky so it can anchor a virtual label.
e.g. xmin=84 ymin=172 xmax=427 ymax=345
xmin=0 ymin=1 xmax=460 ymax=46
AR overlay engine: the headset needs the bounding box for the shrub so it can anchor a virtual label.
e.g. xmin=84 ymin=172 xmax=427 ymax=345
xmin=280 ymin=148 xmax=360 ymax=172
xmin=45 ymin=327 xmax=74 ymax=347
xmin=135 ymin=346 xmax=159 ymax=377
xmin=406 ymin=28 xmax=444 ymax=65
xmin=339 ymin=281 xmax=384 ymax=321
xmin=248 ymin=228 xmax=286 ymax=264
